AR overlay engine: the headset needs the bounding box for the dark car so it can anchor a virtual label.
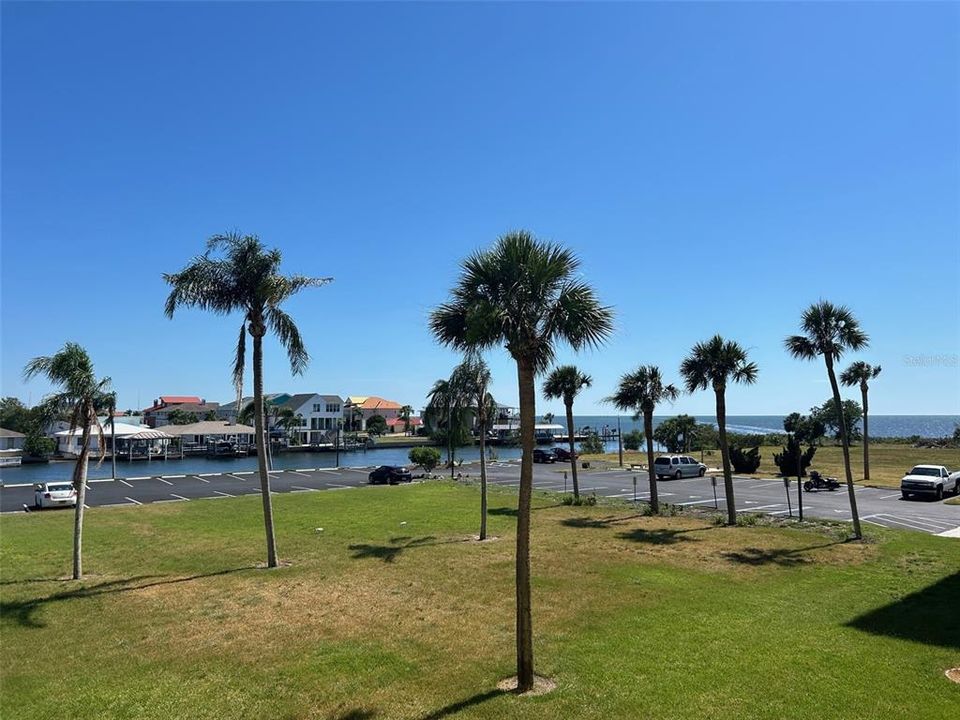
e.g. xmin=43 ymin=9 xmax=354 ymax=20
xmin=533 ymin=449 xmax=555 ymax=463
xmin=368 ymin=465 xmax=413 ymax=485
xmin=551 ymin=447 xmax=577 ymax=462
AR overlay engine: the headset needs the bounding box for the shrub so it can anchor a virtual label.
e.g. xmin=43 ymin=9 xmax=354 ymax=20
xmin=622 ymin=429 xmax=643 ymax=451
xmin=366 ymin=414 xmax=388 ymax=436
xmin=23 ymin=431 xmax=54 ymax=458
xmin=408 ymin=446 xmax=441 ymax=474
xmin=773 ymin=435 xmax=817 ymax=477
xmin=729 ymin=445 xmax=761 ymax=473
xmin=579 ymin=432 xmax=605 ymax=455
xmin=561 ymin=493 xmax=598 ymax=506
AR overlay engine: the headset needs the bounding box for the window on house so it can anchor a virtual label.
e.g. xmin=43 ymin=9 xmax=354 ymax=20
xmin=325 ymin=403 xmax=340 ymax=413
xmin=313 ymin=403 xmax=321 ymax=412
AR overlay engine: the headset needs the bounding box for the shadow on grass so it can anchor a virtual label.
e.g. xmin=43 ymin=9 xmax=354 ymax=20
xmin=562 ymin=514 xmax=649 ymax=529
xmin=720 ymin=541 xmax=843 ymax=567
xmin=0 ymin=567 xmax=254 ymax=629
xmin=349 ymin=535 xmax=478 ymax=563
xmin=615 ymin=527 xmax=709 ymax=545
xmin=488 ymin=503 xmax=565 ymax=518
xmin=418 ymin=689 xmax=506 ymax=720
xmin=328 ymin=709 xmax=377 ymax=720
xmin=846 ymin=572 xmax=959 ymax=651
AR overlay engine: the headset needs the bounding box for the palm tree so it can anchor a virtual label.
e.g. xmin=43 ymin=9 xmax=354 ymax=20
xmin=451 ymin=355 xmax=497 ymax=539
xmin=24 ymin=342 xmax=113 ymax=579
xmin=840 ymin=361 xmax=881 ymax=481
xmin=606 ymin=365 xmax=678 ymax=514
xmin=426 ymin=378 xmax=455 ymax=476
xmin=543 ymin=365 xmax=592 ymax=501
xmin=164 ymin=232 xmax=331 ymax=567
xmin=430 ymin=230 xmax=613 ymax=692
xmin=399 ymin=405 xmax=414 ymax=434
xmin=786 ymin=302 xmax=868 ymax=539
xmin=680 ymin=336 xmax=758 ymax=525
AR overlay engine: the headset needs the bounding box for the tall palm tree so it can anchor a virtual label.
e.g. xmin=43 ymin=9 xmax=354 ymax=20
xmin=24 ymin=342 xmax=114 ymax=579
xmin=451 ymin=355 xmax=496 ymax=539
xmin=786 ymin=302 xmax=868 ymax=539
xmin=840 ymin=361 xmax=881 ymax=481
xmin=606 ymin=365 xmax=678 ymax=514
xmin=426 ymin=378 xmax=455 ymax=476
xmin=680 ymin=336 xmax=758 ymax=525
xmin=430 ymin=230 xmax=613 ymax=692
xmin=543 ymin=365 xmax=592 ymax=501
xmin=164 ymin=232 xmax=331 ymax=567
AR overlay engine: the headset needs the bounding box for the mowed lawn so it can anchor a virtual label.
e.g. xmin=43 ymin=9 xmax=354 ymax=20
xmin=1 ymin=483 xmax=958 ymax=720
xmin=587 ymin=444 xmax=960 ymax=489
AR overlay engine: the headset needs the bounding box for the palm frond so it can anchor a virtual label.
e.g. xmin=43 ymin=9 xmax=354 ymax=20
xmin=232 ymin=322 xmax=247 ymax=399
xmin=266 ymin=307 xmax=309 ymax=376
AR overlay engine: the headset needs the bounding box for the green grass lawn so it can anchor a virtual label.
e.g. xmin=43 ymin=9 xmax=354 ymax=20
xmin=2 ymin=483 xmax=958 ymax=719
xmin=583 ymin=443 xmax=960 ymax=489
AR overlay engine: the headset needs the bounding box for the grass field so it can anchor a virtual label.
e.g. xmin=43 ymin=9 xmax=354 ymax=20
xmin=583 ymin=443 xmax=960 ymax=489
xmin=2 ymin=483 xmax=958 ymax=719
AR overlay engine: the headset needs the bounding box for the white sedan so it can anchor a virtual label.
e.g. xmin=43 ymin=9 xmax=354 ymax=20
xmin=34 ymin=481 xmax=77 ymax=509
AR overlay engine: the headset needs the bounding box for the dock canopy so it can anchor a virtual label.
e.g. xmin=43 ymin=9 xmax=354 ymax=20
xmin=55 ymin=422 xmax=172 ymax=440
xmin=159 ymin=421 xmax=256 ymax=438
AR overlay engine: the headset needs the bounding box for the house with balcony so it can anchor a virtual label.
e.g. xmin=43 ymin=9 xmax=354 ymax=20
xmin=280 ymin=393 xmax=344 ymax=445
xmin=343 ymin=396 xmax=405 ymax=431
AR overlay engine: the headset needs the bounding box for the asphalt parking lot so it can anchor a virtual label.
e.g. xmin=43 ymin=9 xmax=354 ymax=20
xmin=3 ymin=460 xmax=958 ymax=537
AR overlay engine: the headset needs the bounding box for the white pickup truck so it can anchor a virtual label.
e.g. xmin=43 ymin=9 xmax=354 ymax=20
xmin=900 ymin=465 xmax=960 ymax=501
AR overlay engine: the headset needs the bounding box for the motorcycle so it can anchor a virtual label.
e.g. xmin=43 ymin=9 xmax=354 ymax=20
xmin=803 ymin=470 xmax=841 ymax=492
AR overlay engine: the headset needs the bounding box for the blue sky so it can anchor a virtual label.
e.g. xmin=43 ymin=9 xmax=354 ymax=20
xmin=2 ymin=1 xmax=958 ymax=417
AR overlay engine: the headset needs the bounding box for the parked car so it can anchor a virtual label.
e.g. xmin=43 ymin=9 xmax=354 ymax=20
xmin=654 ymin=455 xmax=707 ymax=480
xmin=900 ymin=465 xmax=960 ymax=500
xmin=533 ymin=448 xmax=556 ymax=463
xmin=34 ymin=481 xmax=77 ymax=509
xmin=551 ymin=447 xmax=577 ymax=462
xmin=368 ymin=465 xmax=413 ymax=485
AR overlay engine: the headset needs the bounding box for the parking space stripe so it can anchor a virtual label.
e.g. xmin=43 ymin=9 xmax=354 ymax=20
xmin=212 ymin=491 xmax=234 ymax=498
xmin=158 ymin=478 xmax=173 ymax=486
xmin=117 ymin=478 xmax=133 ymax=487
xmin=124 ymin=497 xmax=142 ymax=505
xmin=169 ymin=493 xmax=189 ymax=501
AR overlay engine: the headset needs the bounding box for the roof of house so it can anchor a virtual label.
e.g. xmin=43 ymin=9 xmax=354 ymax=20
xmin=219 ymin=393 xmax=290 ymax=412
xmin=281 ymin=393 xmax=343 ymax=411
xmin=0 ymin=427 xmax=26 ymax=438
xmin=151 ymin=402 xmax=220 ymax=414
xmin=357 ymin=396 xmax=403 ymax=410
xmin=56 ymin=422 xmax=169 ymax=438
xmin=386 ymin=416 xmax=422 ymax=427
xmin=160 ymin=421 xmax=256 ymax=436
xmin=143 ymin=395 xmax=203 ymax=413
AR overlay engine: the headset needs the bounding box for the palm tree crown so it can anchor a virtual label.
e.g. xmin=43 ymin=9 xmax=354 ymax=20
xmin=163 ymin=232 xmax=332 ymax=394
xmin=680 ymin=335 xmax=759 ymax=393
xmin=543 ymin=365 xmax=592 ymax=406
xmin=784 ymin=301 xmax=868 ymax=363
xmin=606 ymin=365 xmax=679 ymax=417
xmin=429 ymin=230 xmax=614 ymax=373
xmin=840 ymin=360 xmax=881 ymax=389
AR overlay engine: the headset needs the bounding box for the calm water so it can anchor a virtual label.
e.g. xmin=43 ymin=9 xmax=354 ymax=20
xmin=3 ymin=415 xmax=956 ymax=484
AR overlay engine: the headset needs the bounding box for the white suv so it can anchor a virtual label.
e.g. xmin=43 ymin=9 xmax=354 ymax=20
xmin=654 ymin=455 xmax=707 ymax=480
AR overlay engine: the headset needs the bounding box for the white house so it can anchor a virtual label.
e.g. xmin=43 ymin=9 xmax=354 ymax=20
xmin=0 ymin=428 xmax=25 ymax=466
xmin=54 ymin=422 xmax=172 ymax=458
xmin=281 ymin=394 xmax=344 ymax=445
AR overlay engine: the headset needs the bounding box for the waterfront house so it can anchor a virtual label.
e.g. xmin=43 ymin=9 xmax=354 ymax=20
xmin=143 ymin=396 xmax=221 ymax=427
xmin=281 ymin=393 xmax=344 ymax=445
xmin=0 ymin=427 xmax=25 ymax=466
xmin=216 ymin=393 xmax=291 ymax=423
xmin=343 ymin=396 xmax=404 ymax=431
xmin=385 ymin=416 xmax=422 ymax=435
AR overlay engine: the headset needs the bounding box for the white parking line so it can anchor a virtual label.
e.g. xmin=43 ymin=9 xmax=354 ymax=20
xmin=936 ymin=527 xmax=960 ymax=538
xmin=89 ymin=478 xmax=114 ymax=483
xmin=879 ymin=493 xmax=901 ymax=499
xmin=863 ymin=514 xmax=938 ymax=532
xmin=117 ymin=478 xmax=133 ymax=488
xmin=326 ymin=483 xmax=353 ymax=489
xmin=286 ymin=470 xmax=312 ymax=478
xmin=198 ymin=473 xmax=218 ymax=477
xmin=158 ymin=478 xmax=173 ymax=486
xmin=677 ymin=498 xmax=726 ymax=506
xmin=127 ymin=476 xmax=150 ymax=481
xmin=163 ymin=475 xmax=186 ymax=479
xmin=195 ymin=476 xmax=210 ymax=483
xmin=235 ymin=471 xmax=255 ymax=475
xmin=227 ymin=474 xmax=247 ymax=481
xmin=124 ymin=497 xmax=142 ymax=505
xmin=169 ymin=493 xmax=189 ymax=501
xmin=292 ymin=486 xmax=319 ymax=492
xmin=212 ymin=491 xmax=234 ymax=498
xmin=295 ymin=468 xmax=316 ymax=473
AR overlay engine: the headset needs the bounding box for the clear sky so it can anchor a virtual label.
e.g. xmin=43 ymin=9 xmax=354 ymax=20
xmin=2 ymin=1 xmax=958 ymax=417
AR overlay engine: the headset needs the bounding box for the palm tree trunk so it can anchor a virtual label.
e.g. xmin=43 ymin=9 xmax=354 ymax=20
xmin=565 ymin=401 xmax=579 ymax=500
xmin=479 ymin=410 xmax=488 ymax=540
xmin=715 ymin=388 xmax=736 ymax=525
xmin=71 ymin=419 xmax=92 ymax=580
xmin=253 ymin=333 xmax=280 ymax=567
xmin=644 ymin=410 xmax=659 ymax=514
xmin=515 ymin=357 xmax=536 ymax=692
xmin=861 ymin=384 xmax=870 ymax=481
xmin=827 ymin=359 xmax=862 ymax=539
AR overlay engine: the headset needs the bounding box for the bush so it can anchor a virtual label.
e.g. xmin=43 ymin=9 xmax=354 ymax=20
xmin=622 ymin=429 xmax=643 ymax=451
xmin=579 ymin=432 xmax=605 ymax=455
xmin=366 ymin=414 xmax=388 ymax=436
xmin=23 ymin=431 xmax=54 ymax=458
xmin=561 ymin=493 xmax=598 ymax=506
xmin=408 ymin=446 xmax=441 ymax=474
xmin=729 ymin=446 xmax=761 ymax=473
xmin=773 ymin=436 xmax=817 ymax=477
